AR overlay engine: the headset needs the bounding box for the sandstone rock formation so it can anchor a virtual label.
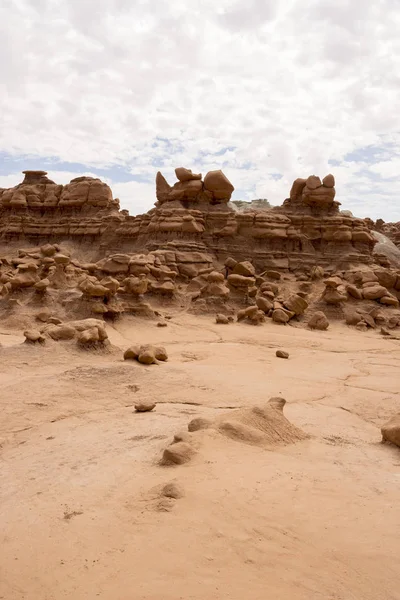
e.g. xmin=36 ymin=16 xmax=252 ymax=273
xmin=0 ymin=169 xmax=399 ymax=336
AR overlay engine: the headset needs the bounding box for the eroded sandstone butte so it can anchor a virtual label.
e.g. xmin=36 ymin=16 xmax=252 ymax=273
xmin=0 ymin=169 xmax=377 ymax=273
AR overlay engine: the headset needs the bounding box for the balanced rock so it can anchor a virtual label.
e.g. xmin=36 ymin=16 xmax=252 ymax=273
xmin=203 ymin=170 xmax=234 ymax=201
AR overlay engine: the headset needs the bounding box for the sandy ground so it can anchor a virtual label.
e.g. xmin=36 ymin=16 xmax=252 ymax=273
xmin=1 ymin=314 xmax=400 ymax=600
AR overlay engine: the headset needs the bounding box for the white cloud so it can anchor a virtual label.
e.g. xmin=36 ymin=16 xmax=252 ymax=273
xmin=1 ymin=0 xmax=400 ymax=221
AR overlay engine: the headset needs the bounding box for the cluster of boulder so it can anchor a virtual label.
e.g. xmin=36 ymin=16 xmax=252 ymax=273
xmin=24 ymin=318 xmax=109 ymax=347
xmin=289 ymin=174 xmax=336 ymax=208
xmin=321 ymin=268 xmax=400 ymax=308
xmin=156 ymin=168 xmax=234 ymax=205
xmin=123 ymin=344 xmax=168 ymax=365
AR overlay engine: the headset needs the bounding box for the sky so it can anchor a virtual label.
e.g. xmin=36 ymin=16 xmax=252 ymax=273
xmin=1 ymin=0 xmax=400 ymax=221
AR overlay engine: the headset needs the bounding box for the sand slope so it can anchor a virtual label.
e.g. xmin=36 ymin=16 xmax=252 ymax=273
xmin=1 ymin=315 xmax=400 ymax=600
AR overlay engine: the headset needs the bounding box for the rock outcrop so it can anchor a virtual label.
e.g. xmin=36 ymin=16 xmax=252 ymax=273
xmin=0 ymin=170 xmax=377 ymax=276
xmin=1 ymin=169 xmax=399 ymax=335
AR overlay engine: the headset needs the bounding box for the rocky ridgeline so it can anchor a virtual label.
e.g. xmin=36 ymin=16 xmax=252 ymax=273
xmin=0 ymin=169 xmax=378 ymax=274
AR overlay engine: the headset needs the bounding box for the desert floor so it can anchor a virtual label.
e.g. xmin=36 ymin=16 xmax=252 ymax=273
xmin=1 ymin=314 xmax=400 ymax=600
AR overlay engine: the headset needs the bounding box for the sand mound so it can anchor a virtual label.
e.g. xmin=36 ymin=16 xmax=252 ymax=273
xmin=214 ymin=397 xmax=309 ymax=447
xmin=161 ymin=397 xmax=308 ymax=466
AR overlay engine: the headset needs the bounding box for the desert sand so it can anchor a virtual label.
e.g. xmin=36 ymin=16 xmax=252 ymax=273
xmin=1 ymin=314 xmax=400 ymax=600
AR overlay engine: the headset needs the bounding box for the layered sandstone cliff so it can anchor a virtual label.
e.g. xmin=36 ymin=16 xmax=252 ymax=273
xmin=0 ymin=169 xmax=377 ymax=273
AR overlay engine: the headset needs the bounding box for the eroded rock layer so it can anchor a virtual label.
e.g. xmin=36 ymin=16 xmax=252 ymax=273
xmin=0 ymin=169 xmax=379 ymax=273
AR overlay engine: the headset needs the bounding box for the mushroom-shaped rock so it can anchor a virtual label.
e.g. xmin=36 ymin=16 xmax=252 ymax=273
xmin=22 ymin=170 xmax=55 ymax=185
xmin=175 ymin=167 xmax=202 ymax=182
xmin=233 ymin=261 xmax=256 ymax=278
xmin=34 ymin=278 xmax=50 ymax=292
xmin=227 ymin=274 xmax=256 ymax=288
xmin=203 ymin=170 xmax=234 ymax=201
xmin=54 ymin=253 xmax=70 ymax=266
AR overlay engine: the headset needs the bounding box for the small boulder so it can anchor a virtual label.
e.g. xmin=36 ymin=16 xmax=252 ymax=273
xmin=346 ymin=284 xmax=363 ymax=300
xmin=36 ymin=308 xmax=52 ymax=323
xmin=362 ymin=285 xmax=388 ymax=300
xmin=216 ymin=314 xmax=230 ymax=324
xmin=308 ymin=311 xmax=329 ymax=330
xmin=47 ymin=324 xmax=76 ymax=341
xmin=256 ymin=296 xmax=273 ymax=313
xmin=161 ymin=482 xmax=185 ymax=499
xmin=124 ymin=346 xmax=141 ymax=360
xmin=276 ymin=350 xmax=289 ymax=359
xmin=188 ymin=417 xmax=212 ymax=432
xmin=24 ymin=329 xmax=45 ymax=344
xmin=138 ymin=350 xmax=157 ymax=365
xmin=134 ymin=401 xmax=156 ymax=412
xmin=283 ymin=294 xmax=308 ymax=315
xmin=272 ymin=309 xmax=290 ymax=324
xmin=162 ymin=442 xmax=196 ymax=465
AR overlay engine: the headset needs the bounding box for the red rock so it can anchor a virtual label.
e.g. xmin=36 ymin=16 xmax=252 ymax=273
xmin=175 ymin=168 xmax=202 ymax=182
xmin=203 ymin=170 xmax=234 ymax=201
xmin=322 ymin=174 xmax=335 ymax=188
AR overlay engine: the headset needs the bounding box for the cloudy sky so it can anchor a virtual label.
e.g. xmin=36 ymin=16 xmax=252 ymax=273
xmin=1 ymin=0 xmax=400 ymax=220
